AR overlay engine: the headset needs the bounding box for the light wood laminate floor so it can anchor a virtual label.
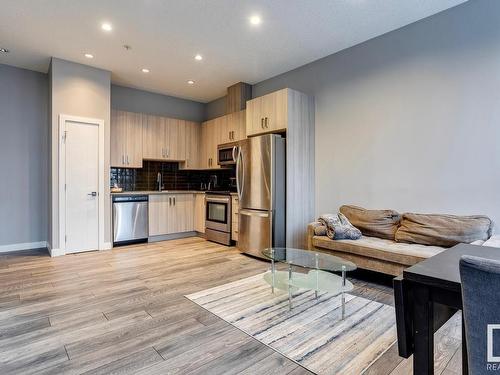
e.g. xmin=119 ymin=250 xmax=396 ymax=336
xmin=0 ymin=237 xmax=461 ymax=374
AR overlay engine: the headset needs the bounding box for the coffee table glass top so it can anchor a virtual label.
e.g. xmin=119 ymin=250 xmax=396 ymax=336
xmin=262 ymin=247 xmax=356 ymax=272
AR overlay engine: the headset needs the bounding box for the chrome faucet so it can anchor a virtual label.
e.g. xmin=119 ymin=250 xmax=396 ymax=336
xmin=157 ymin=172 xmax=162 ymax=192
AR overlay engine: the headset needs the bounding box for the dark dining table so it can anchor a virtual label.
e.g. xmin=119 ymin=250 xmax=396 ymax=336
xmin=394 ymin=243 xmax=500 ymax=375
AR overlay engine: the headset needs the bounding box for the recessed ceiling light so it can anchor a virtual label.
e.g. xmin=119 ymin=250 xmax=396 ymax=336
xmin=101 ymin=23 xmax=113 ymax=31
xmin=187 ymin=80 xmax=195 ymax=85
xmin=0 ymin=48 xmax=9 ymax=53
xmin=84 ymin=53 xmax=94 ymax=59
xmin=249 ymin=15 xmax=262 ymax=25
xmin=141 ymin=68 xmax=150 ymax=73
xmin=194 ymin=54 xmax=203 ymax=61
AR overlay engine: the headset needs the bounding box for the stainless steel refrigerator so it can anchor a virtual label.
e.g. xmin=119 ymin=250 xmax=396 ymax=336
xmin=236 ymin=134 xmax=285 ymax=258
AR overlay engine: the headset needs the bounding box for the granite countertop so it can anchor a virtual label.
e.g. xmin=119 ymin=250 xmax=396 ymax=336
xmin=111 ymin=190 xmax=207 ymax=195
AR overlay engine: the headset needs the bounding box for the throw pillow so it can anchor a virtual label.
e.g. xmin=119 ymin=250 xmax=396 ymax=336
xmin=318 ymin=213 xmax=362 ymax=240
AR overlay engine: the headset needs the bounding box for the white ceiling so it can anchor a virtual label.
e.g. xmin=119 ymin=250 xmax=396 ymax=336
xmin=0 ymin=0 xmax=467 ymax=103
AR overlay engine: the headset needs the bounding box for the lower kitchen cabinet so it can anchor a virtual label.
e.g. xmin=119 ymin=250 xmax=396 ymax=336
xmin=194 ymin=194 xmax=206 ymax=233
xmin=149 ymin=194 xmax=194 ymax=236
xmin=231 ymin=195 xmax=239 ymax=241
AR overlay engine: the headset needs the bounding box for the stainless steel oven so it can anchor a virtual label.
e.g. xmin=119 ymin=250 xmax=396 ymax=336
xmin=205 ymin=193 xmax=232 ymax=245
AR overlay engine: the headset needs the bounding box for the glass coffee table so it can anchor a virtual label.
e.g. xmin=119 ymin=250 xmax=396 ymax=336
xmin=262 ymin=247 xmax=357 ymax=318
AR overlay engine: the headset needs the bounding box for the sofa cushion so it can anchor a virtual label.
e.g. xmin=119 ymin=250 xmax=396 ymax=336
xmin=339 ymin=205 xmax=401 ymax=240
xmin=395 ymin=213 xmax=492 ymax=247
xmin=312 ymin=235 xmax=445 ymax=266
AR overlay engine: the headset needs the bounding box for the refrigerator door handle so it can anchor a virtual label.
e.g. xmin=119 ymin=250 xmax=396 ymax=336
xmin=239 ymin=209 xmax=269 ymax=218
xmin=236 ymin=147 xmax=244 ymax=201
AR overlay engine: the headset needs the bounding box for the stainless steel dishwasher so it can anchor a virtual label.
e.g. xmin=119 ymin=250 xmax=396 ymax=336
xmin=112 ymin=195 xmax=148 ymax=246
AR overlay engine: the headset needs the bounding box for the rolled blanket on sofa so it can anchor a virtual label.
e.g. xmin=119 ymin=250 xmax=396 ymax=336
xmin=318 ymin=213 xmax=362 ymax=240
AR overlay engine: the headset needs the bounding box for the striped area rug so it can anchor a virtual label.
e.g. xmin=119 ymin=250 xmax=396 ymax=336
xmin=186 ymin=273 xmax=397 ymax=375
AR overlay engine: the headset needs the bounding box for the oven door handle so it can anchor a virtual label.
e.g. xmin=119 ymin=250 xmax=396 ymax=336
xmin=206 ymin=197 xmax=230 ymax=203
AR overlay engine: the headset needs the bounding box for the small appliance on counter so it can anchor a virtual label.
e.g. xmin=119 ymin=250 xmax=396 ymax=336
xmin=111 ymin=182 xmax=123 ymax=193
xmin=112 ymin=195 xmax=148 ymax=246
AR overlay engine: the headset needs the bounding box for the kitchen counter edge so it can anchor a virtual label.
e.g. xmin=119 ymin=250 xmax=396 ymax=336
xmin=111 ymin=190 xmax=207 ymax=195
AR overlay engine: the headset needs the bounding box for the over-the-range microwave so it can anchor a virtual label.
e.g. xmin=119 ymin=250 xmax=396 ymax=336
xmin=217 ymin=142 xmax=239 ymax=166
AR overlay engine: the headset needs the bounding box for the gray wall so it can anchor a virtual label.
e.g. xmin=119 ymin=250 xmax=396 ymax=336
xmin=205 ymin=95 xmax=227 ymax=120
xmin=0 ymin=64 xmax=48 ymax=247
xmin=111 ymin=85 xmax=205 ymax=122
xmin=252 ymin=0 xmax=500 ymax=227
xmin=50 ymin=58 xmax=111 ymax=250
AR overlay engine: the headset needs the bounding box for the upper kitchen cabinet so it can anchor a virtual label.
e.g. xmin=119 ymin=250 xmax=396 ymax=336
xmin=214 ymin=116 xmax=231 ymax=145
xmin=246 ymin=88 xmax=310 ymax=137
xmin=166 ymin=118 xmax=186 ymax=161
xmin=142 ymin=115 xmax=187 ymax=161
xmin=142 ymin=114 xmax=165 ymax=160
xmin=221 ymin=110 xmax=246 ymax=144
xmin=179 ymin=121 xmax=201 ymax=170
xmin=111 ymin=110 xmax=143 ymax=168
xmin=200 ymin=118 xmax=218 ymax=169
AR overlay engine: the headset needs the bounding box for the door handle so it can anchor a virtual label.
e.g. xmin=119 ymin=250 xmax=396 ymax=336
xmin=240 ymin=209 xmax=269 ymax=218
xmin=88 ymin=192 xmax=97 ymax=197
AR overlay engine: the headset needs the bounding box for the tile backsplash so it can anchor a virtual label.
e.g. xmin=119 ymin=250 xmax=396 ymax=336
xmin=110 ymin=161 xmax=234 ymax=191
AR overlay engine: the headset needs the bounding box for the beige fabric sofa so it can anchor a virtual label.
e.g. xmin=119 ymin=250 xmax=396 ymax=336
xmin=307 ymin=206 xmax=493 ymax=276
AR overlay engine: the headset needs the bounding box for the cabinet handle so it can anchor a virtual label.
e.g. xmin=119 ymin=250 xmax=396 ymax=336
xmin=169 ymin=197 xmax=172 ymax=206
xmin=122 ymin=155 xmax=124 ymax=164
xmin=173 ymin=197 xmax=176 ymax=205
xmin=166 ymin=147 xmax=169 ymax=158
xmin=265 ymin=117 xmax=269 ymax=128
xmin=126 ymin=155 xmax=129 ymax=164
xmin=261 ymin=118 xmax=264 ymax=129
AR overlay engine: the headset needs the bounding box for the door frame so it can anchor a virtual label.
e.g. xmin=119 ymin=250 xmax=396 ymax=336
xmin=58 ymin=114 xmax=105 ymax=254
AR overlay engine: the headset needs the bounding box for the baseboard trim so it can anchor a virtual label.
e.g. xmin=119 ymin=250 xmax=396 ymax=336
xmin=148 ymin=232 xmax=197 ymax=243
xmin=102 ymin=242 xmax=112 ymax=250
xmin=0 ymin=241 xmax=48 ymax=253
xmin=49 ymin=247 xmax=65 ymax=257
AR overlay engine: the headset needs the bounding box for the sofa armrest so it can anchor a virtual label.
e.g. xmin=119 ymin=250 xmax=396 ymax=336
xmin=307 ymin=222 xmax=322 ymax=250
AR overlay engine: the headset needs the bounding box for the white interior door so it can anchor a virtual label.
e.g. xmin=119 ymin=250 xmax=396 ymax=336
xmin=65 ymin=120 xmax=99 ymax=253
